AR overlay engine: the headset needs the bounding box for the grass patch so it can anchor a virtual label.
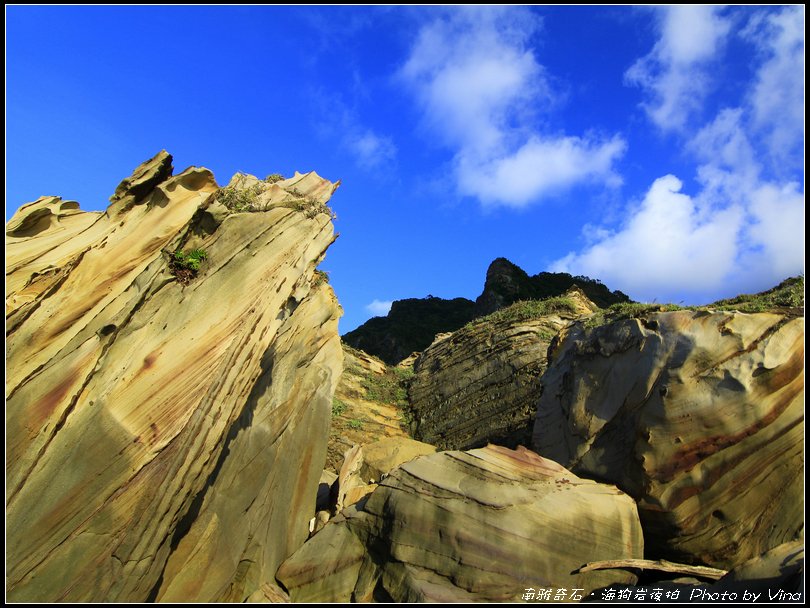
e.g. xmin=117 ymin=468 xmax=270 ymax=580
xmin=465 ymin=296 xmax=579 ymax=331
xmin=710 ymin=276 xmax=804 ymax=313
xmin=279 ymin=196 xmax=336 ymax=219
xmin=216 ymin=182 xmax=265 ymax=212
xmin=584 ymin=302 xmax=685 ymax=328
xmin=313 ymin=269 xmax=330 ymax=287
xmin=332 ymin=397 xmax=347 ymax=417
xmin=349 ymin=418 xmax=364 ymax=430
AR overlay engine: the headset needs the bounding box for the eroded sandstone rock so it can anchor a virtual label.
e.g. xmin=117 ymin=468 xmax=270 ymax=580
xmin=533 ymin=309 xmax=804 ymax=568
xmin=408 ymin=287 xmax=598 ymax=450
xmin=277 ymin=445 xmax=644 ymax=602
xmin=6 ymin=153 xmax=343 ymax=602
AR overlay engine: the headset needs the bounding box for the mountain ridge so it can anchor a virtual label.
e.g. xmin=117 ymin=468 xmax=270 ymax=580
xmin=343 ymin=256 xmax=630 ymax=364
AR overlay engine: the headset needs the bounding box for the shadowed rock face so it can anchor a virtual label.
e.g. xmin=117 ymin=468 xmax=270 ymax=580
xmin=6 ymin=153 xmax=343 ymax=602
xmin=342 ymin=257 xmax=629 ymax=365
xmin=532 ymin=309 xmax=804 ymax=568
xmin=474 ymin=257 xmax=630 ymax=315
xmin=408 ymin=287 xmax=599 ymax=451
xmin=277 ymin=445 xmax=644 ymax=602
xmin=342 ymin=297 xmax=478 ymax=365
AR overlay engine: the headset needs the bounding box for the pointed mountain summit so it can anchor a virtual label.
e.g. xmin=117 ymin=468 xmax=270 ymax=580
xmin=343 ymin=257 xmax=630 ymax=364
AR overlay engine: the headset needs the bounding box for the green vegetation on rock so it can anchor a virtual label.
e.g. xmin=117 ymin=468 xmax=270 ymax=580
xmin=584 ymin=302 xmax=685 ymax=328
xmin=466 ymin=296 xmax=578 ymax=331
xmin=170 ymin=248 xmax=208 ymax=284
xmin=216 ymin=182 xmax=265 ymax=212
xmin=331 ymin=397 xmax=347 ymax=417
xmin=710 ymin=276 xmax=804 ymax=313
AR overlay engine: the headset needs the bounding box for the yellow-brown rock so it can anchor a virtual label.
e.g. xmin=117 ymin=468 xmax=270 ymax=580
xmin=408 ymin=288 xmax=598 ymax=450
xmin=277 ymin=445 xmax=644 ymax=602
xmin=326 ymin=344 xmax=411 ymax=473
xmin=6 ymin=153 xmax=343 ymax=602
xmin=533 ymin=309 xmax=804 ymax=568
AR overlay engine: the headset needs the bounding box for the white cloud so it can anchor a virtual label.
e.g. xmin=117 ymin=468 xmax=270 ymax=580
xmin=400 ymin=8 xmax=625 ymax=208
xmin=743 ymin=6 xmax=805 ymax=167
xmin=625 ymin=6 xmax=731 ymax=131
xmin=457 ymin=134 xmax=626 ymax=207
xmin=556 ymin=7 xmax=804 ymax=303
xmin=365 ymin=299 xmax=393 ymax=317
xmin=552 ymin=176 xmax=744 ymax=302
xmin=744 ymin=182 xmax=805 ymax=281
xmin=346 ymin=130 xmax=397 ymax=170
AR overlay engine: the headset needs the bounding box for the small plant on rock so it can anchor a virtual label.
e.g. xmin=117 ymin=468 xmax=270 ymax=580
xmin=171 ymin=248 xmax=208 ymax=284
xmin=332 ymin=397 xmax=347 ymax=417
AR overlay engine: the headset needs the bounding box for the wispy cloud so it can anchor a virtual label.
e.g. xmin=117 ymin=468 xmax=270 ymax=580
xmin=742 ymin=5 xmax=805 ymax=169
xmin=365 ymin=299 xmax=393 ymax=317
xmin=399 ymin=7 xmax=625 ymax=208
xmin=312 ymin=93 xmax=397 ymax=171
xmin=555 ymin=6 xmax=804 ymax=303
xmin=345 ymin=130 xmax=397 ymax=171
xmin=625 ymin=6 xmax=731 ymax=131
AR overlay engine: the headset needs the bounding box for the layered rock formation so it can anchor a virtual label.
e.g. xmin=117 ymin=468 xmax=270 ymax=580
xmin=533 ymin=308 xmax=804 ymax=568
xmin=277 ymin=445 xmax=644 ymax=602
xmin=342 ymin=257 xmax=629 ymax=364
xmin=6 ymin=152 xmax=343 ymax=602
xmin=408 ymin=288 xmax=598 ymax=450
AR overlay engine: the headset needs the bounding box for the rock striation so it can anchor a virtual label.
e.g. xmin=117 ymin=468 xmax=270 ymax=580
xmin=408 ymin=287 xmax=598 ymax=450
xmin=533 ymin=308 xmax=804 ymax=568
xmin=277 ymin=445 xmax=644 ymax=602
xmin=6 ymin=152 xmax=343 ymax=602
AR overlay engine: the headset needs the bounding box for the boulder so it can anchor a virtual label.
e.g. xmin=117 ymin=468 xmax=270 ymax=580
xmin=533 ymin=309 xmax=804 ymax=568
xmin=277 ymin=445 xmax=644 ymax=602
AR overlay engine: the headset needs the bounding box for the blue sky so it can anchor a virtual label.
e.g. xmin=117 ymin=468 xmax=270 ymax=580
xmin=6 ymin=6 xmax=805 ymax=332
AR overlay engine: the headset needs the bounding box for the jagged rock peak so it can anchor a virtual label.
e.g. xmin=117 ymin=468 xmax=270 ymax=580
xmin=475 ymin=256 xmax=630 ymax=315
xmin=6 ymin=151 xmax=343 ymax=602
xmin=109 ymin=149 xmax=174 ymax=207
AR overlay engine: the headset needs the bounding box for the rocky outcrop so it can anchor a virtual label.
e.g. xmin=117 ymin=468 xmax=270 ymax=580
xmin=475 ymin=257 xmax=630 ymax=315
xmin=6 ymin=152 xmax=343 ymax=602
xmin=408 ymin=288 xmax=598 ymax=450
xmin=342 ymin=257 xmax=629 ymax=365
xmin=327 ymin=345 xmax=412 ymax=473
xmin=277 ymin=445 xmax=644 ymax=602
xmin=533 ymin=309 xmax=804 ymax=569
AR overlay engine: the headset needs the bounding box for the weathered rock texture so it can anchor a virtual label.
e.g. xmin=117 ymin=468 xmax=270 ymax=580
xmin=533 ymin=309 xmax=804 ymax=569
xmin=327 ymin=345 xmax=412 ymax=473
xmin=277 ymin=445 xmax=644 ymax=602
xmin=6 ymin=152 xmax=343 ymax=601
xmin=408 ymin=288 xmax=598 ymax=450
